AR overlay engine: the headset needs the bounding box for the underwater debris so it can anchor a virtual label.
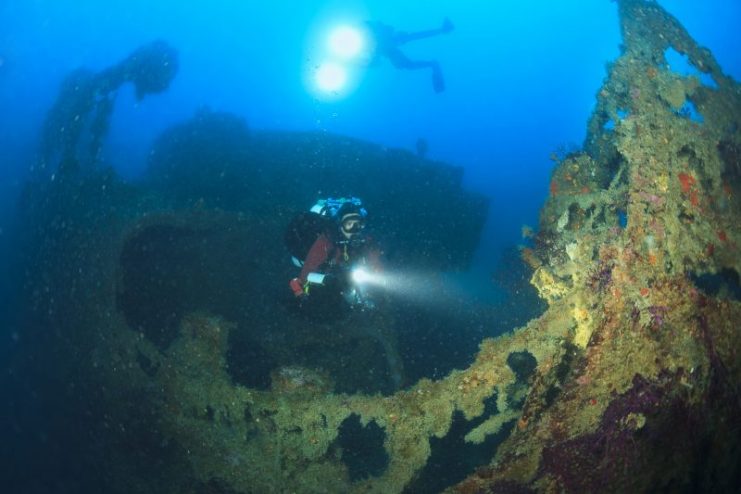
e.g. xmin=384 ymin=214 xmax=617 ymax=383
xmin=38 ymin=40 xmax=178 ymax=174
xmin=415 ymin=137 xmax=429 ymax=158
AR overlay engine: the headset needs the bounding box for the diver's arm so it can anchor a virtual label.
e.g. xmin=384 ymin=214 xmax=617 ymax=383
xmin=394 ymin=18 xmax=454 ymax=45
xmin=298 ymin=234 xmax=332 ymax=283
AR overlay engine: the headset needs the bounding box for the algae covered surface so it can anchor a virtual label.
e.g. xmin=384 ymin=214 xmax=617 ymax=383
xmin=3 ymin=0 xmax=740 ymax=493
xmin=455 ymin=0 xmax=741 ymax=491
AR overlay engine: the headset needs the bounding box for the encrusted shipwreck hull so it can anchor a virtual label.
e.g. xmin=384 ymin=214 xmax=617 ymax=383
xmin=10 ymin=0 xmax=740 ymax=492
xmin=455 ymin=0 xmax=741 ymax=492
xmin=17 ymin=108 xmax=492 ymax=492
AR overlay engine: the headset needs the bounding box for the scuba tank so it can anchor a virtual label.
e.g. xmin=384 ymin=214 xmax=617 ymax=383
xmin=310 ymin=197 xmax=367 ymax=219
xmin=285 ymin=197 xmax=367 ymax=268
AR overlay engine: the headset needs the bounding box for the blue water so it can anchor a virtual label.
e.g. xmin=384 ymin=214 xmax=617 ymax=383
xmin=1 ymin=1 xmax=740 ymax=492
xmin=1 ymin=1 xmax=739 ymax=285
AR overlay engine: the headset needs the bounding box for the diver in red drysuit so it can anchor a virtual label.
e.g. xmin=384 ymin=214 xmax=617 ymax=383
xmin=290 ymin=202 xmax=381 ymax=297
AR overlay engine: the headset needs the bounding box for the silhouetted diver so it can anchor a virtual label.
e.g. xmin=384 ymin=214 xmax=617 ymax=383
xmin=366 ymin=18 xmax=454 ymax=93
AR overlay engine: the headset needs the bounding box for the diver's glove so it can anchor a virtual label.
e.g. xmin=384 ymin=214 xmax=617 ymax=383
xmin=289 ymin=278 xmax=306 ymax=297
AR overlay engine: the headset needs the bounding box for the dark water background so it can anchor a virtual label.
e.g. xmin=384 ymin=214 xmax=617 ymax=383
xmin=0 ymin=0 xmax=739 ymax=491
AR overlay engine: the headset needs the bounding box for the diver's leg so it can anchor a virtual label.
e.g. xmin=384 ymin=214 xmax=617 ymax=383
xmin=386 ymin=50 xmax=445 ymax=93
xmin=394 ymin=17 xmax=454 ymax=44
xmin=385 ymin=50 xmax=446 ymax=92
xmin=385 ymin=51 xmax=446 ymax=92
xmin=385 ymin=49 xmax=435 ymax=70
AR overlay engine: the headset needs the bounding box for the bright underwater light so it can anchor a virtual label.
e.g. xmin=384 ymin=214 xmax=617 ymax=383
xmin=328 ymin=25 xmax=365 ymax=60
xmin=360 ymin=269 xmax=451 ymax=305
xmin=314 ymin=61 xmax=347 ymax=93
xmin=351 ymin=268 xmax=373 ymax=284
xmin=351 ymin=267 xmax=432 ymax=300
xmin=349 ymin=267 xmax=476 ymax=309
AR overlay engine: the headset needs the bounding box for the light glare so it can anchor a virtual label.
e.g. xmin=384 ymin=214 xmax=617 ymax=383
xmin=328 ymin=26 xmax=364 ymax=59
xmin=352 ymin=267 xmax=371 ymax=284
xmin=315 ymin=62 xmax=347 ymax=92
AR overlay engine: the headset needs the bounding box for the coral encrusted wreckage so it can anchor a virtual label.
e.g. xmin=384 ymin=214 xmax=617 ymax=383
xmin=10 ymin=1 xmax=740 ymax=492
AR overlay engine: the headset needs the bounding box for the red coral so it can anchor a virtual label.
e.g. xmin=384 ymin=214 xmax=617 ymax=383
xmin=678 ymin=172 xmax=695 ymax=194
xmin=678 ymin=173 xmax=700 ymax=206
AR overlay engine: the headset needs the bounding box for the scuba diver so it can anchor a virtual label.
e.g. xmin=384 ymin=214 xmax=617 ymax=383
xmin=285 ymin=198 xmax=404 ymax=388
xmin=285 ymin=198 xmax=382 ymax=311
xmin=366 ymin=17 xmax=454 ymax=93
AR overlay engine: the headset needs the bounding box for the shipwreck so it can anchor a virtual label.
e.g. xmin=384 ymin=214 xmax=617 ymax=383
xmin=7 ymin=1 xmax=740 ymax=492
